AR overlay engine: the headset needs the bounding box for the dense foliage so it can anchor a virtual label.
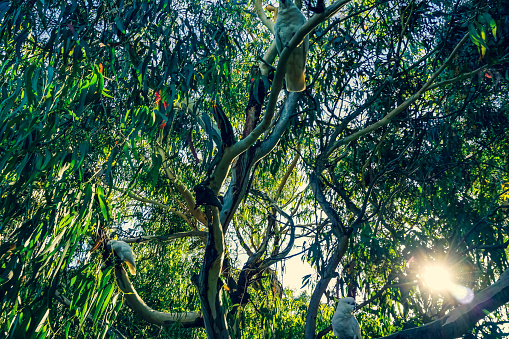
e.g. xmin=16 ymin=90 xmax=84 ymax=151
xmin=0 ymin=0 xmax=508 ymax=338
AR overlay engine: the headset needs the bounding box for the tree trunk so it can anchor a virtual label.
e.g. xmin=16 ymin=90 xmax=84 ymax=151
xmin=305 ymin=236 xmax=349 ymax=339
xmin=195 ymin=207 xmax=230 ymax=339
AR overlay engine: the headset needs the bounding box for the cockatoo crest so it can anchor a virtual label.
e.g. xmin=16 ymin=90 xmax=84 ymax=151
xmin=332 ymin=297 xmax=362 ymax=339
xmin=108 ymin=240 xmax=137 ymax=275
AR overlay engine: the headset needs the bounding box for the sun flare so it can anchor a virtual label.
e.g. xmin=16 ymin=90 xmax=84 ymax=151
xmin=422 ymin=265 xmax=454 ymax=291
xmin=420 ymin=264 xmax=474 ymax=304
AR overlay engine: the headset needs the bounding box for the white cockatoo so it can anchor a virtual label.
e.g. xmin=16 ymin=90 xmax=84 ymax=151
xmin=274 ymin=0 xmax=309 ymax=92
xmin=332 ymin=297 xmax=362 ymax=339
xmin=108 ymin=240 xmax=136 ymax=275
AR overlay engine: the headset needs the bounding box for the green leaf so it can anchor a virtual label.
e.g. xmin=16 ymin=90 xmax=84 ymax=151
xmin=115 ymin=17 xmax=126 ymax=34
xmin=468 ymin=22 xmax=488 ymax=57
xmin=101 ymin=87 xmax=114 ymax=98
xmin=97 ymin=186 xmax=109 ymax=221
xmin=0 ymin=255 xmax=18 ymax=285
xmin=33 ymin=308 xmax=49 ymax=333
xmin=482 ymin=12 xmax=497 ymax=39
xmin=14 ymin=29 xmax=29 ymax=60
xmin=468 ymin=22 xmax=482 ymax=47
xmin=92 ymin=284 xmax=114 ymax=323
xmin=24 ymin=65 xmax=37 ymax=106
xmin=65 ymin=322 xmax=71 ymax=338
xmin=0 ymin=1 xmax=12 ymax=20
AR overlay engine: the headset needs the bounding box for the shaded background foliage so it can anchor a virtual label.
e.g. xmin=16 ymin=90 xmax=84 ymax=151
xmin=0 ymin=0 xmax=508 ymax=338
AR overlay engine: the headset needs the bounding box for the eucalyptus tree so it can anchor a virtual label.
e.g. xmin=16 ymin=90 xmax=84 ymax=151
xmin=0 ymin=0 xmax=508 ymax=338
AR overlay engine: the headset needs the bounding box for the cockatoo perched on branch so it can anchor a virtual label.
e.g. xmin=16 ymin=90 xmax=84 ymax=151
xmin=108 ymin=240 xmax=137 ymax=275
xmin=332 ymin=297 xmax=362 ymax=339
xmin=274 ymin=0 xmax=309 ymax=92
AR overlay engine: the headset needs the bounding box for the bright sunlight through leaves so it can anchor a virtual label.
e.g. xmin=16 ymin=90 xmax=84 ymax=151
xmin=422 ymin=265 xmax=454 ymax=291
xmin=422 ymin=265 xmax=474 ymax=304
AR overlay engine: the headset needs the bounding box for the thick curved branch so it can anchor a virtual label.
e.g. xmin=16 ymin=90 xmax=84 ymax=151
xmin=256 ymin=2 xmax=278 ymax=76
xmin=220 ymin=92 xmax=300 ymax=230
xmin=114 ymin=266 xmax=203 ymax=327
xmin=255 ymin=0 xmax=275 ymax=34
